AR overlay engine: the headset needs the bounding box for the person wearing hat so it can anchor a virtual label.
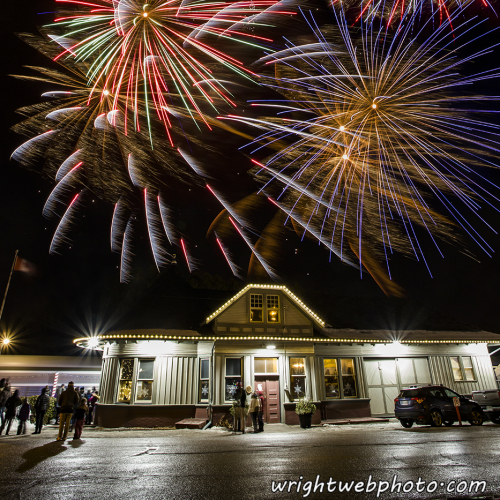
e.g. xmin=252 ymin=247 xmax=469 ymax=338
xmin=57 ymin=381 xmax=80 ymax=441
xmin=33 ymin=386 xmax=51 ymax=434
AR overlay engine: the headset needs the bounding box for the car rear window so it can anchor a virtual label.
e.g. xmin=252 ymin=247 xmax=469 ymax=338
xmin=399 ymin=389 xmax=421 ymax=398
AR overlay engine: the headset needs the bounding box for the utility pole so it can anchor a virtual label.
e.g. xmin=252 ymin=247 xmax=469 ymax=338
xmin=0 ymin=250 xmax=19 ymax=326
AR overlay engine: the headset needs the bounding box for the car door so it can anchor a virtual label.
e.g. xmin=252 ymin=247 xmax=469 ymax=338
xmin=429 ymin=388 xmax=455 ymax=421
xmin=442 ymin=388 xmax=468 ymax=419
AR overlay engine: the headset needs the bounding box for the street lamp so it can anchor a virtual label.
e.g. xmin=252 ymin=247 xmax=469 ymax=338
xmin=0 ymin=337 xmax=10 ymax=354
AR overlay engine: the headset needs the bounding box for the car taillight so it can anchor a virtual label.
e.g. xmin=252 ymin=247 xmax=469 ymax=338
xmin=394 ymin=398 xmax=399 ymax=404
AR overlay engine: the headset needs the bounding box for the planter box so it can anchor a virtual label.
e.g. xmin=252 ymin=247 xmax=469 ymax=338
xmin=284 ymin=402 xmax=321 ymax=425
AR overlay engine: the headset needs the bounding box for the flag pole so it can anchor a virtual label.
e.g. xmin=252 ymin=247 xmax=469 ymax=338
xmin=0 ymin=250 xmax=19 ymax=324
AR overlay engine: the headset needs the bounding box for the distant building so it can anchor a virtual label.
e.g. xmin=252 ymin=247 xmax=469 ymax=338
xmin=0 ymin=355 xmax=102 ymax=397
xmin=74 ymin=283 xmax=500 ymax=427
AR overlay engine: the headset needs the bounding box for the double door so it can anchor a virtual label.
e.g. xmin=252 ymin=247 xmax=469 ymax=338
xmin=364 ymin=358 xmax=432 ymax=416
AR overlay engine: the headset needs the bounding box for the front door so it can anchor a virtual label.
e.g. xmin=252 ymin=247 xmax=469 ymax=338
xmin=255 ymin=377 xmax=280 ymax=423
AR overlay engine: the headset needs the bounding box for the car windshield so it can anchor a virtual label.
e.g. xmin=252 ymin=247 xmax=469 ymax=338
xmin=399 ymin=389 xmax=421 ymax=398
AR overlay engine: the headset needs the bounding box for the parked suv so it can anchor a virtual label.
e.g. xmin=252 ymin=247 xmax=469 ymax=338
xmin=394 ymin=385 xmax=484 ymax=428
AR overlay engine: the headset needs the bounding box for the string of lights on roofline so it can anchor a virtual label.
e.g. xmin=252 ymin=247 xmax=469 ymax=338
xmin=204 ymin=285 xmax=326 ymax=327
xmin=73 ymin=335 xmax=496 ymax=350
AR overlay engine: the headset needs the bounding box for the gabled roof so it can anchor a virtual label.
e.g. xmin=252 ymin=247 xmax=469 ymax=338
xmin=204 ymin=284 xmax=325 ymax=328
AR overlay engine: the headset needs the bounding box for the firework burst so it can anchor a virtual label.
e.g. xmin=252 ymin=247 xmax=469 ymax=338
xmin=222 ymin=4 xmax=500 ymax=281
xmin=47 ymin=0 xmax=295 ymax=144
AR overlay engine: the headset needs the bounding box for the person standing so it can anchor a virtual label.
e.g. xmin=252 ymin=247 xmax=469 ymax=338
xmin=55 ymin=384 xmax=65 ymax=424
xmin=238 ymin=384 xmax=248 ymax=434
xmin=0 ymin=389 xmax=22 ymax=435
xmin=257 ymin=391 xmax=265 ymax=433
xmin=73 ymin=398 xmax=88 ymax=440
xmin=17 ymin=398 xmax=30 ymax=435
xmin=33 ymin=386 xmax=51 ymax=434
xmin=0 ymin=382 xmax=12 ymax=429
xmin=57 ymin=382 xmax=79 ymax=441
xmin=249 ymin=392 xmax=260 ymax=433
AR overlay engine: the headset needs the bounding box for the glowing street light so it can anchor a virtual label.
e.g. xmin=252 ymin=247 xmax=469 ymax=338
xmin=0 ymin=337 xmax=10 ymax=354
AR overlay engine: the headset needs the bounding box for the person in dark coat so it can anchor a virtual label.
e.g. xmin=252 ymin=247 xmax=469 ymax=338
xmin=55 ymin=384 xmax=65 ymax=424
xmin=257 ymin=391 xmax=265 ymax=433
xmin=17 ymin=398 xmax=30 ymax=435
xmin=0 ymin=382 xmax=12 ymax=429
xmin=0 ymin=389 xmax=22 ymax=435
xmin=57 ymin=382 xmax=80 ymax=441
xmin=33 ymin=386 xmax=51 ymax=434
xmin=73 ymin=398 xmax=89 ymax=440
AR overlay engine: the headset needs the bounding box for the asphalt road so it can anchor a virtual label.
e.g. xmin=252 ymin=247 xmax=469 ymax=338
xmin=0 ymin=421 xmax=499 ymax=500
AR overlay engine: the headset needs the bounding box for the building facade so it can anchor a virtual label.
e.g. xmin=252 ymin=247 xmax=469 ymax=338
xmin=75 ymin=285 xmax=500 ymax=428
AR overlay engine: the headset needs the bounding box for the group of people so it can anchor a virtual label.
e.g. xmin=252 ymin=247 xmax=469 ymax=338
xmin=0 ymin=378 xmax=99 ymax=441
xmin=233 ymin=383 xmax=265 ymax=434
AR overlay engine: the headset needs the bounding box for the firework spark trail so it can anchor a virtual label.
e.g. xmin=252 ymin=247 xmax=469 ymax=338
xmin=120 ymin=215 xmax=135 ymax=282
xmin=228 ymin=216 xmax=277 ymax=279
xmin=49 ymin=192 xmax=83 ymax=254
xmin=215 ymin=230 xmax=242 ymax=278
xmin=229 ymin=3 xmax=500 ymax=277
xmin=48 ymin=0 xmax=293 ymax=141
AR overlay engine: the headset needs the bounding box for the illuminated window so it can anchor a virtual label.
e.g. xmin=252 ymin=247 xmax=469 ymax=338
xmin=290 ymin=357 xmax=306 ymax=399
xmin=267 ymin=295 xmax=280 ymax=323
xmin=136 ymin=360 xmax=154 ymax=403
xmin=225 ymin=358 xmax=242 ymax=401
xmin=323 ymin=358 xmax=357 ymax=398
xmin=323 ymin=359 xmax=339 ymax=398
xmin=200 ymin=358 xmax=210 ymax=402
xmin=340 ymin=359 xmax=357 ymax=397
xmin=118 ymin=358 xmax=134 ymax=403
xmin=250 ymin=294 xmax=263 ymax=322
xmin=254 ymin=357 xmax=278 ymax=374
xmin=451 ymin=356 xmax=475 ymax=381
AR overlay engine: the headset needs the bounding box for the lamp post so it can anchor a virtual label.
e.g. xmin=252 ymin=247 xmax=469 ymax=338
xmin=0 ymin=337 xmax=10 ymax=355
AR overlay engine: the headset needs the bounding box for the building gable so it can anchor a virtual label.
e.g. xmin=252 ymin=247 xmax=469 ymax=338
xmin=205 ymin=285 xmax=324 ymax=336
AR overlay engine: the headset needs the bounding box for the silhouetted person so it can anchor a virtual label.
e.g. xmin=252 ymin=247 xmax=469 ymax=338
xmin=55 ymin=384 xmax=65 ymax=424
xmin=33 ymin=386 xmax=51 ymax=434
xmin=0 ymin=382 xmax=12 ymax=429
xmin=0 ymin=389 xmax=22 ymax=435
xmin=73 ymin=398 xmax=88 ymax=440
xmin=57 ymin=382 xmax=79 ymax=441
xmin=17 ymin=399 xmax=30 ymax=435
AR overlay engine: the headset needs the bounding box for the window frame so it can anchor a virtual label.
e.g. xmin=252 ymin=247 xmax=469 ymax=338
xmin=289 ymin=357 xmax=306 ymax=401
xmin=116 ymin=357 xmax=156 ymax=404
xmin=135 ymin=359 xmax=155 ymax=404
xmin=254 ymin=357 xmax=279 ymax=375
xmin=266 ymin=294 xmax=281 ymax=324
xmin=450 ymin=356 xmax=476 ymax=382
xmin=322 ymin=357 xmax=359 ymax=399
xmin=224 ymin=357 xmax=243 ymax=402
xmin=250 ymin=294 xmax=264 ymax=323
xmin=199 ymin=358 xmax=210 ymax=403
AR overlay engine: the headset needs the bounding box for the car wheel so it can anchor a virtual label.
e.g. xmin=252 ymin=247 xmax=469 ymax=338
xmin=491 ymin=414 xmax=500 ymax=424
xmin=430 ymin=409 xmax=442 ymax=427
xmin=468 ymin=409 xmax=483 ymax=426
xmin=444 ymin=421 xmax=454 ymax=427
xmin=400 ymin=419 xmax=414 ymax=428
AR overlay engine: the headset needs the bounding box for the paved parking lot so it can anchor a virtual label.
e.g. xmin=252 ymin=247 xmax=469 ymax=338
xmin=0 ymin=420 xmax=499 ymax=499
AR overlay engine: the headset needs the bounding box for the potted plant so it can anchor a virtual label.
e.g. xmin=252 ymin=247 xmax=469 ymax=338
xmin=295 ymin=397 xmax=316 ymax=428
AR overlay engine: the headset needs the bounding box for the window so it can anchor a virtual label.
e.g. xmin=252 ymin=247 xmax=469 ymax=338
xmin=290 ymin=357 xmax=306 ymax=399
xmin=267 ymin=295 xmax=280 ymax=323
xmin=341 ymin=359 xmax=357 ymax=397
xmin=323 ymin=358 xmax=357 ymax=398
xmin=451 ymin=356 xmax=475 ymax=381
xmin=324 ymin=359 xmax=339 ymax=398
xmin=254 ymin=358 xmax=278 ymax=374
xmin=200 ymin=358 xmax=210 ymax=402
xmin=136 ymin=360 xmax=154 ymax=403
xmin=225 ymin=358 xmax=242 ymax=401
xmin=118 ymin=358 xmax=134 ymax=403
xmin=250 ymin=294 xmax=263 ymax=322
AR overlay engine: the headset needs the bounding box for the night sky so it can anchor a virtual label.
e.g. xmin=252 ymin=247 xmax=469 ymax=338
xmin=2 ymin=1 xmax=500 ymax=357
